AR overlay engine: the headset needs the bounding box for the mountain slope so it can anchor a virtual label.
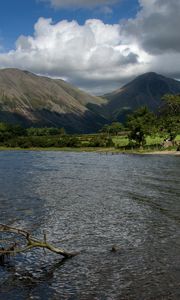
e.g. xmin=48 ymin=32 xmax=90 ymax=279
xmin=103 ymin=72 xmax=180 ymax=121
xmin=0 ymin=68 xmax=107 ymax=133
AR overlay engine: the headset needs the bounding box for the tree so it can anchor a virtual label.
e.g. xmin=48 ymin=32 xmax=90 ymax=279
xmin=100 ymin=122 xmax=124 ymax=136
xmin=161 ymin=94 xmax=180 ymax=115
xmin=159 ymin=94 xmax=180 ymax=142
xmin=0 ymin=123 xmax=11 ymax=141
xmin=126 ymin=106 xmax=156 ymax=147
xmin=110 ymin=122 xmax=124 ymax=135
xmin=59 ymin=127 xmax=66 ymax=135
xmin=11 ymin=124 xmax=26 ymax=136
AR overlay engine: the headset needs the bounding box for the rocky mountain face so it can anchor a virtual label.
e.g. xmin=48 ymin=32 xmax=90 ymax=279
xmin=0 ymin=68 xmax=107 ymax=133
xmin=102 ymin=72 xmax=180 ymax=122
xmin=0 ymin=69 xmax=180 ymax=132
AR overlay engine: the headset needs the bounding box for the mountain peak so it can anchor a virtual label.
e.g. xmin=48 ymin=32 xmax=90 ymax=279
xmin=131 ymin=72 xmax=168 ymax=83
xmin=139 ymin=71 xmax=159 ymax=77
xmin=104 ymin=72 xmax=180 ymax=122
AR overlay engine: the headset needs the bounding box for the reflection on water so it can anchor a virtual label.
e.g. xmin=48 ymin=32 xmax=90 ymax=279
xmin=0 ymin=151 xmax=180 ymax=299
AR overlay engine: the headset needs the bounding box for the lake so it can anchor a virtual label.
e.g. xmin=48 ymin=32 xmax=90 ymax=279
xmin=0 ymin=151 xmax=180 ymax=300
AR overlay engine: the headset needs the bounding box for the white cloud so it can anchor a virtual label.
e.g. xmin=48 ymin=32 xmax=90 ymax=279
xmin=0 ymin=0 xmax=180 ymax=94
xmin=41 ymin=0 xmax=118 ymax=9
xmin=0 ymin=17 xmax=143 ymax=93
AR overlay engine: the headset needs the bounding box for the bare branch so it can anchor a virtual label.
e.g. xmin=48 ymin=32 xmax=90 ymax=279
xmin=0 ymin=224 xmax=78 ymax=259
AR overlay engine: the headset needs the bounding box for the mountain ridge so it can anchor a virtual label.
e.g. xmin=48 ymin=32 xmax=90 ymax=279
xmin=0 ymin=68 xmax=107 ymax=133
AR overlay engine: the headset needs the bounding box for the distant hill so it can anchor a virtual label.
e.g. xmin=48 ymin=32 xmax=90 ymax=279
xmin=102 ymin=72 xmax=180 ymax=122
xmin=0 ymin=68 xmax=107 ymax=133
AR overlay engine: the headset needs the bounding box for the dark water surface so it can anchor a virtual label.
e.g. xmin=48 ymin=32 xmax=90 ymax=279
xmin=0 ymin=151 xmax=179 ymax=300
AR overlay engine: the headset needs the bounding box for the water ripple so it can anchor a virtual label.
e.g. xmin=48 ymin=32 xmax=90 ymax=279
xmin=0 ymin=151 xmax=179 ymax=300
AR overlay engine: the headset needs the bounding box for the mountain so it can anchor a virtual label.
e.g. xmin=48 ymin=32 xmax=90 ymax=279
xmin=0 ymin=68 xmax=107 ymax=133
xmin=103 ymin=72 xmax=180 ymax=122
xmin=1 ymin=69 xmax=180 ymax=132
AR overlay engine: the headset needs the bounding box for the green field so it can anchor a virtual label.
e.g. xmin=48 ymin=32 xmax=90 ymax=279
xmin=112 ymin=134 xmax=180 ymax=148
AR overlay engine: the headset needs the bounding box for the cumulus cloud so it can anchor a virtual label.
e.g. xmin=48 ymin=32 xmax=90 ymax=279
xmin=41 ymin=0 xmax=118 ymax=9
xmin=0 ymin=17 xmax=143 ymax=93
xmin=0 ymin=0 xmax=180 ymax=93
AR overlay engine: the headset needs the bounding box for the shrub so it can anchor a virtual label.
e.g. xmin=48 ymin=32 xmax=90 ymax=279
xmin=89 ymin=135 xmax=114 ymax=147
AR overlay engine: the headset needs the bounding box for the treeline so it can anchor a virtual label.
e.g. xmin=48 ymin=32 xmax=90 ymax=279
xmin=100 ymin=94 xmax=180 ymax=149
xmin=0 ymin=124 xmax=73 ymax=148
xmin=0 ymin=123 xmax=114 ymax=148
xmin=0 ymin=94 xmax=179 ymax=149
xmin=0 ymin=124 xmax=66 ymax=139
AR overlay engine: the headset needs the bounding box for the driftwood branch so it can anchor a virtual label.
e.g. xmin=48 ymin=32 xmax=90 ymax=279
xmin=0 ymin=224 xmax=78 ymax=260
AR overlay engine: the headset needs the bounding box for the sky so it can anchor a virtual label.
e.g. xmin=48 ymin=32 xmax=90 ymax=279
xmin=0 ymin=0 xmax=180 ymax=94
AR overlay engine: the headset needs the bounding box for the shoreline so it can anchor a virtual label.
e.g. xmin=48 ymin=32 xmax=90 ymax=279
xmin=0 ymin=147 xmax=179 ymax=155
xmin=142 ymin=150 xmax=180 ymax=155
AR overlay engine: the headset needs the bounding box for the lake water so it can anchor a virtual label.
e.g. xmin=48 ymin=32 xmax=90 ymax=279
xmin=0 ymin=151 xmax=179 ymax=300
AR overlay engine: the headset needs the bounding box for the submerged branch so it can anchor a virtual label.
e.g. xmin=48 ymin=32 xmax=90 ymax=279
xmin=0 ymin=224 xmax=78 ymax=259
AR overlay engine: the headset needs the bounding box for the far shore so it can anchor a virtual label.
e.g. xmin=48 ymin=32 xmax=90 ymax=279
xmin=0 ymin=146 xmax=179 ymax=155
